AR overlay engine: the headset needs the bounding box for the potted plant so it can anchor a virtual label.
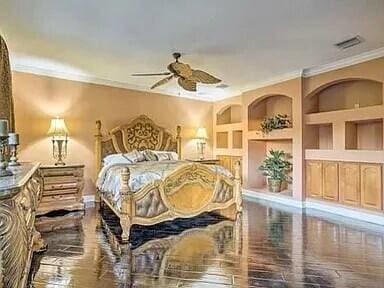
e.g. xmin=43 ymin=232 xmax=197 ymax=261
xmin=259 ymin=150 xmax=292 ymax=192
xmin=260 ymin=114 xmax=291 ymax=134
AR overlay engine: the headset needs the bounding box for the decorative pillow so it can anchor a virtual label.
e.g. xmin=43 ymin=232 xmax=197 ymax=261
xmin=103 ymin=153 xmax=133 ymax=166
xmin=127 ymin=149 xmax=146 ymax=163
xmin=142 ymin=149 xmax=158 ymax=161
xmin=103 ymin=149 xmax=145 ymax=165
xmin=153 ymin=151 xmax=178 ymax=161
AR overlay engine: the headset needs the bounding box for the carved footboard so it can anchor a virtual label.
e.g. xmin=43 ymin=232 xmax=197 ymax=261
xmin=116 ymin=162 xmax=242 ymax=242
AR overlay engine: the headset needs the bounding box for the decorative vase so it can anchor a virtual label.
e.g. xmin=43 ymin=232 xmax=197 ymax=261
xmin=267 ymin=179 xmax=282 ymax=193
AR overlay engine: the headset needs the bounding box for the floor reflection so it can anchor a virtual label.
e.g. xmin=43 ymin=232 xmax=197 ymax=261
xmin=31 ymin=200 xmax=384 ymax=288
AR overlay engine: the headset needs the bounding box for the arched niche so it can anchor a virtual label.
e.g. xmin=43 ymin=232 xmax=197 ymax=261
xmin=216 ymin=104 xmax=242 ymax=125
xmin=248 ymin=94 xmax=292 ymax=131
xmin=306 ymin=79 xmax=383 ymax=114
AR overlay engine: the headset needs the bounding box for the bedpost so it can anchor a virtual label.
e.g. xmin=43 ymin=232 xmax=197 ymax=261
xmin=95 ymin=120 xmax=102 ymax=177
xmin=95 ymin=120 xmax=102 ymax=203
xmin=234 ymin=160 xmax=242 ymax=212
xmin=120 ymin=167 xmax=132 ymax=243
xmin=176 ymin=125 xmax=182 ymax=160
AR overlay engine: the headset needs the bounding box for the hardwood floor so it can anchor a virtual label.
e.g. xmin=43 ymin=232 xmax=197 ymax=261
xmin=30 ymin=200 xmax=384 ymax=287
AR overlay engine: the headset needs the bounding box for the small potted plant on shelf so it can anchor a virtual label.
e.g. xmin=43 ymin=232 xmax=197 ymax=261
xmin=260 ymin=114 xmax=292 ymax=134
xmin=259 ymin=149 xmax=292 ymax=193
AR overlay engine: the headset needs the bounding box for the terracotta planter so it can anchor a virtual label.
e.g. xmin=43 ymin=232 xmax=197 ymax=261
xmin=267 ymin=179 xmax=282 ymax=193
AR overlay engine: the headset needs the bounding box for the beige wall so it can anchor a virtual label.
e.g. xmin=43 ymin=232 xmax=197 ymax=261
xmin=12 ymin=72 xmax=213 ymax=195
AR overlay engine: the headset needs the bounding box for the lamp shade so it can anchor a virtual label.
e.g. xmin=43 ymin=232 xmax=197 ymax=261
xmin=196 ymin=127 xmax=208 ymax=139
xmin=47 ymin=117 xmax=69 ymax=137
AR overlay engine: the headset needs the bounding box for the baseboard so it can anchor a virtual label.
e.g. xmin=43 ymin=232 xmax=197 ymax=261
xmin=243 ymin=189 xmax=384 ymax=226
xmin=305 ymin=199 xmax=384 ymax=226
xmin=242 ymin=189 xmax=305 ymax=209
xmin=83 ymin=195 xmax=96 ymax=203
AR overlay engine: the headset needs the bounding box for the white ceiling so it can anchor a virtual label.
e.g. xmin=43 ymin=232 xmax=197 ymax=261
xmin=1 ymin=0 xmax=384 ymax=101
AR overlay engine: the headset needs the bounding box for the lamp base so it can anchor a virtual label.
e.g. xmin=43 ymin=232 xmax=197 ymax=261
xmin=8 ymin=161 xmax=20 ymax=167
xmin=54 ymin=160 xmax=66 ymax=166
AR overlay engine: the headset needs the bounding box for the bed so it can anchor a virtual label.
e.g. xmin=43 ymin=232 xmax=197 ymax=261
xmin=95 ymin=115 xmax=242 ymax=242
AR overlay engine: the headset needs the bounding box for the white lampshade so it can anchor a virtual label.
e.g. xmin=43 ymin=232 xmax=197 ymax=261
xmin=196 ymin=127 xmax=208 ymax=139
xmin=47 ymin=117 xmax=69 ymax=137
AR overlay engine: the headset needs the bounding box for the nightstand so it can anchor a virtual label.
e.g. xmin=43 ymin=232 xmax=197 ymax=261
xmin=37 ymin=164 xmax=85 ymax=216
xmin=186 ymin=159 xmax=221 ymax=165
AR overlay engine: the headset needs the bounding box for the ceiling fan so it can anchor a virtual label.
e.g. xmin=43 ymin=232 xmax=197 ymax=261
xmin=131 ymin=52 xmax=221 ymax=92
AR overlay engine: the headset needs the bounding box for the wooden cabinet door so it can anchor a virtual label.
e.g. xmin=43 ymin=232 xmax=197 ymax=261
xmin=360 ymin=164 xmax=382 ymax=210
xmin=322 ymin=162 xmax=339 ymax=201
xmin=339 ymin=163 xmax=360 ymax=206
xmin=306 ymin=161 xmax=323 ymax=198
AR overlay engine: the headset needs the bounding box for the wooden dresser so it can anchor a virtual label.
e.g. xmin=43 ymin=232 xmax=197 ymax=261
xmin=0 ymin=162 xmax=44 ymax=288
xmin=37 ymin=164 xmax=85 ymax=216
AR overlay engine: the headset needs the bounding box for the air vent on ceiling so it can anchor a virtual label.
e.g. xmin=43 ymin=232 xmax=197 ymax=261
xmin=334 ymin=35 xmax=364 ymax=50
xmin=216 ymin=83 xmax=229 ymax=89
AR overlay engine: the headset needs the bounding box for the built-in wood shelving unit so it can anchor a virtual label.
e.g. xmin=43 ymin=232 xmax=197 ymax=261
xmin=214 ymin=103 xmax=244 ymax=180
xmin=214 ymin=104 xmax=244 ymax=155
xmin=304 ymin=79 xmax=384 ymax=212
xmin=247 ymin=94 xmax=294 ymax=196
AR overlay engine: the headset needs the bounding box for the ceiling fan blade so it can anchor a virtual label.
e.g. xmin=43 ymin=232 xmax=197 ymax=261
xmin=132 ymin=72 xmax=171 ymax=76
xmin=178 ymin=78 xmax=197 ymax=92
xmin=150 ymin=75 xmax=174 ymax=89
xmin=190 ymin=70 xmax=221 ymax=84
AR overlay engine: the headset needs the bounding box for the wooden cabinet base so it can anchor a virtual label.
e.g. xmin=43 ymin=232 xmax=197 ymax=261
xmin=306 ymin=160 xmax=383 ymax=212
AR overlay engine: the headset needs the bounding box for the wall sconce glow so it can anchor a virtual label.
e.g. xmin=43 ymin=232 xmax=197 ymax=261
xmin=47 ymin=117 xmax=69 ymax=166
xmin=195 ymin=127 xmax=208 ymax=160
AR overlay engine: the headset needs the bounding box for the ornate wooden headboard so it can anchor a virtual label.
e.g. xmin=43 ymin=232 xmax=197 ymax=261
xmin=0 ymin=35 xmax=15 ymax=131
xmin=95 ymin=115 xmax=181 ymax=174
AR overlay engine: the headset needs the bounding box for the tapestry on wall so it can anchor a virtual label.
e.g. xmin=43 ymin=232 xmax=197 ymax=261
xmin=0 ymin=35 xmax=15 ymax=132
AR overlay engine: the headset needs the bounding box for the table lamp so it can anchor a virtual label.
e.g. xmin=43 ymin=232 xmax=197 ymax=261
xmin=196 ymin=127 xmax=208 ymax=160
xmin=47 ymin=117 xmax=69 ymax=166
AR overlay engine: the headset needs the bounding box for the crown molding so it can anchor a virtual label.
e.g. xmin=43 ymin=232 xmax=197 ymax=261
xmin=11 ymin=62 xmax=217 ymax=102
xmin=240 ymin=70 xmax=303 ymax=94
xmin=10 ymin=47 xmax=384 ymax=102
xmin=303 ymin=46 xmax=384 ymax=77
